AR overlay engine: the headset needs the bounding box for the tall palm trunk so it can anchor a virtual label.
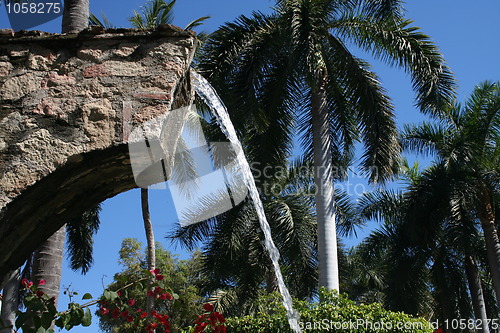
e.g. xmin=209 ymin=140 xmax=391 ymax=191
xmin=266 ymin=267 xmax=278 ymax=293
xmin=62 ymin=0 xmax=90 ymax=33
xmin=141 ymin=188 xmax=156 ymax=314
xmin=478 ymin=185 xmax=500 ymax=306
xmin=0 ymin=269 xmax=20 ymax=333
xmin=464 ymin=255 xmax=490 ymax=333
xmin=32 ymin=227 xmax=66 ymax=306
xmin=311 ymin=73 xmax=339 ymax=292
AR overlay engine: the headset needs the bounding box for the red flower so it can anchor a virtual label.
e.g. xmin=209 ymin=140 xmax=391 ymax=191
xmin=120 ymin=310 xmax=129 ymax=318
xmin=155 ymin=274 xmax=164 ymax=281
xmin=159 ymin=292 xmax=172 ymax=300
xmin=155 ymin=286 xmax=163 ymax=294
xmin=433 ymin=329 xmax=443 ymax=333
xmin=127 ymin=298 xmax=136 ymax=306
xmin=126 ymin=315 xmax=134 ymax=322
xmin=21 ymin=278 xmax=33 ymax=289
xmin=117 ymin=291 xmax=122 ymax=296
xmin=141 ymin=312 xmax=148 ymax=318
xmin=99 ymin=307 xmax=109 ymax=315
xmin=146 ymin=322 xmax=158 ymax=333
xmin=38 ymin=279 xmax=46 ymax=286
xmin=147 ymin=290 xmax=154 ymax=297
xmin=150 ymin=268 xmax=160 ymax=275
xmin=214 ymin=311 xmax=225 ymax=323
xmin=203 ymin=303 xmax=214 ymax=312
xmin=36 ymin=290 xmax=45 ymax=297
xmin=194 ymin=322 xmax=208 ymax=333
xmin=111 ymin=308 xmax=120 ymax=319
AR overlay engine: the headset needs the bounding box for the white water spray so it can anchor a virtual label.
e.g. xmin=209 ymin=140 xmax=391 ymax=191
xmin=191 ymin=71 xmax=301 ymax=333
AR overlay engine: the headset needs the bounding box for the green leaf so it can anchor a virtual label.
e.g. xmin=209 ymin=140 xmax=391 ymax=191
xmin=108 ymin=291 xmax=119 ymax=301
xmin=54 ymin=317 xmax=63 ymax=329
xmin=41 ymin=312 xmax=54 ymax=329
xmin=82 ymin=308 xmax=92 ymax=327
xmin=15 ymin=312 xmax=30 ymax=329
xmin=103 ymin=289 xmax=119 ymax=302
xmin=46 ymin=302 xmax=57 ymax=317
xmin=32 ymin=314 xmax=42 ymax=329
xmin=82 ymin=293 xmax=93 ymax=300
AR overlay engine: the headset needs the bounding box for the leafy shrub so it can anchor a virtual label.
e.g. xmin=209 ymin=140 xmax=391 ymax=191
xmin=225 ymin=288 xmax=433 ymax=332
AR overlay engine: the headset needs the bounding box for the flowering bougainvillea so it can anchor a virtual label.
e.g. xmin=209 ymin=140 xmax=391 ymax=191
xmin=4 ymin=268 xmax=225 ymax=333
xmin=96 ymin=268 xmax=225 ymax=332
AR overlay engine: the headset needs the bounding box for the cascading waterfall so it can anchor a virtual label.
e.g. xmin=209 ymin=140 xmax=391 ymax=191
xmin=191 ymin=71 xmax=301 ymax=333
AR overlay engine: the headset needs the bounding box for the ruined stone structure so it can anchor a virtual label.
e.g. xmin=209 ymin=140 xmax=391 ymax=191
xmin=0 ymin=25 xmax=197 ymax=283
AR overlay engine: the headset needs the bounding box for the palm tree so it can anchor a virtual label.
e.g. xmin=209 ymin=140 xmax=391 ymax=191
xmin=127 ymin=0 xmax=208 ymax=315
xmin=357 ymin=175 xmax=495 ymax=330
xmin=171 ymin=161 xmax=362 ymax=314
xmin=129 ymin=0 xmax=208 ymax=31
xmin=30 ymin=205 xmax=102 ymax=305
xmin=402 ymin=81 xmax=500 ymax=305
xmin=198 ymin=0 xmax=455 ymax=291
xmin=0 ymin=269 xmax=20 ymax=333
xmin=62 ymin=0 xmax=90 ymax=33
xmin=141 ymin=188 xmax=156 ymax=314
xmin=129 ymin=0 xmax=176 ymax=30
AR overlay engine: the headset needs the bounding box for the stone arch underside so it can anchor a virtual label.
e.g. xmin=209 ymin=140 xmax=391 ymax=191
xmin=0 ymin=26 xmax=197 ymax=284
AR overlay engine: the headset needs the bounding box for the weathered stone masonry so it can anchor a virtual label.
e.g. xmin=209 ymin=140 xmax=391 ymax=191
xmin=0 ymin=26 xmax=197 ymax=283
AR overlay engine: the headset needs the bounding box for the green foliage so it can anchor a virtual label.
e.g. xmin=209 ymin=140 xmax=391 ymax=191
xmin=66 ymin=204 xmax=102 ymax=274
xmin=224 ymin=289 xmax=433 ymax=333
xmin=10 ymin=280 xmax=93 ymax=333
xmin=129 ymin=0 xmax=176 ymax=30
xmin=98 ymin=238 xmax=205 ymax=332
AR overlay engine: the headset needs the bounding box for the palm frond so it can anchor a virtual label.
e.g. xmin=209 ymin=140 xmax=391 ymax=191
xmin=129 ymin=0 xmax=176 ymax=30
xmin=334 ymin=16 xmax=456 ymax=114
xmin=184 ymin=16 xmax=210 ymax=30
xmin=88 ymin=12 xmax=114 ymax=29
xmin=66 ymin=204 xmax=102 ymax=274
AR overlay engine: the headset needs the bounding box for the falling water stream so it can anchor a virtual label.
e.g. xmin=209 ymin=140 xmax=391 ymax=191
xmin=191 ymin=71 xmax=301 ymax=333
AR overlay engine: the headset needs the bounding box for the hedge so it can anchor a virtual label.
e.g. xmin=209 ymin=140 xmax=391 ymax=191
xmin=224 ymin=289 xmax=433 ymax=332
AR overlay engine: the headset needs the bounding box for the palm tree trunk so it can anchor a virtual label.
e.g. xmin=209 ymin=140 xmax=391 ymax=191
xmin=141 ymin=188 xmax=156 ymax=314
xmin=311 ymin=72 xmax=339 ymax=292
xmin=0 ymin=269 xmax=20 ymax=333
xmin=478 ymin=185 xmax=500 ymax=306
xmin=62 ymin=0 xmax=89 ymax=33
xmin=31 ymin=227 xmax=66 ymax=307
xmin=266 ymin=269 xmax=278 ymax=293
xmin=464 ymin=255 xmax=490 ymax=333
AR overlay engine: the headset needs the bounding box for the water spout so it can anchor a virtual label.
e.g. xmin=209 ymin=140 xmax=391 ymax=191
xmin=191 ymin=71 xmax=301 ymax=333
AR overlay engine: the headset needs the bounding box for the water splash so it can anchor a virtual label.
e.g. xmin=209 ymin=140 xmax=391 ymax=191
xmin=191 ymin=71 xmax=301 ymax=333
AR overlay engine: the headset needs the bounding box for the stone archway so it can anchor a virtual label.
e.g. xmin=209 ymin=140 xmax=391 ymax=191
xmin=0 ymin=25 xmax=197 ymax=283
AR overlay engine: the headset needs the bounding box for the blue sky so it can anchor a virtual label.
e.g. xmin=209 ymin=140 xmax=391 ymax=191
xmin=1 ymin=1 xmax=499 ymax=331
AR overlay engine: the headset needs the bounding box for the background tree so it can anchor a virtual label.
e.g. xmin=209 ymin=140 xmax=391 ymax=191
xmin=402 ymin=81 xmax=500 ymax=306
xmin=62 ymin=0 xmax=90 ymax=33
xmin=98 ymin=238 xmax=204 ymax=332
xmin=198 ymin=0 xmax=455 ymax=292
xmin=354 ymin=108 xmax=500 ymax=331
xmin=171 ymin=162 xmax=362 ymax=315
